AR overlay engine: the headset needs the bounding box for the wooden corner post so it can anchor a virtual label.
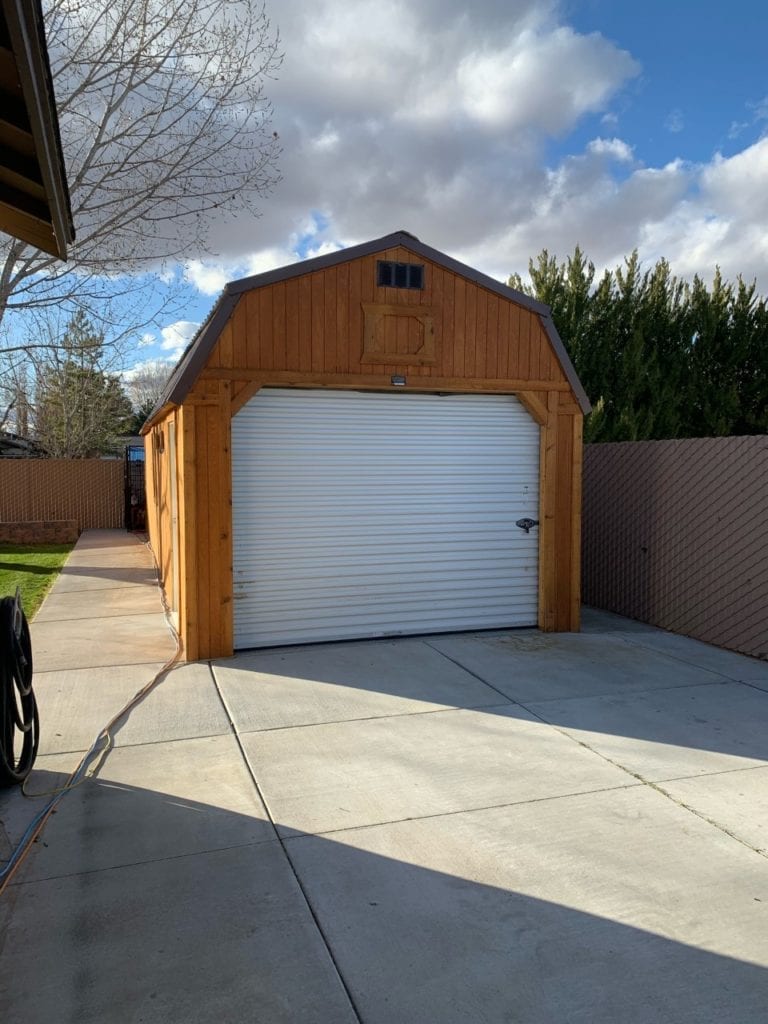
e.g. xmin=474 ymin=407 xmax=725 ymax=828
xmin=179 ymin=380 xmax=234 ymax=660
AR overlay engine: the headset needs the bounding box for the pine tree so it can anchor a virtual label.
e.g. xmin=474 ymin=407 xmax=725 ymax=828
xmin=34 ymin=312 xmax=134 ymax=457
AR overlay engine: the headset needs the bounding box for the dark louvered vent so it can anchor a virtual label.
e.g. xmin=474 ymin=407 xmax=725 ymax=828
xmin=377 ymin=261 xmax=424 ymax=289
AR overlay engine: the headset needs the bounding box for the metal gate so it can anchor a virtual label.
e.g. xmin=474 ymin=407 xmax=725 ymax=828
xmin=124 ymin=445 xmax=146 ymax=531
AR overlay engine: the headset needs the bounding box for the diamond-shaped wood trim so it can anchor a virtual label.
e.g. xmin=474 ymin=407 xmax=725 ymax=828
xmin=361 ymin=303 xmax=437 ymax=365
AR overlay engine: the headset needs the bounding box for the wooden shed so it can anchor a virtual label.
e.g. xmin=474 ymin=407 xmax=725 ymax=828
xmin=143 ymin=232 xmax=590 ymax=660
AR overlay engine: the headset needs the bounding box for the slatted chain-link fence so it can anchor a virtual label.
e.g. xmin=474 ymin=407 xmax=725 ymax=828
xmin=0 ymin=459 xmax=125 ymax=530
xmin=582 ymin=435 xmax=768 ymax=660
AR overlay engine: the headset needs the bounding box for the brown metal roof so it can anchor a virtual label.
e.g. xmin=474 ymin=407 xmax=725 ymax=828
xmin=143 ymin=231 xmax=590 ymax=429
xmin=0 ymin=0 xmax=74 ymax=259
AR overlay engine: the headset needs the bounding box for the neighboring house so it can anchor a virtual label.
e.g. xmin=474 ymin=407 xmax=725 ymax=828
xmin=0 ymin=0 xmax=74 ymax=258
xmin=0 ymin=431 xmax=41 ymax=457
xmin=142 ymin=231 xmax=590 ymax=661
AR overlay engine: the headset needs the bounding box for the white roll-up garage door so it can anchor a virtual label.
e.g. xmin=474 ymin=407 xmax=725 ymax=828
xmin=231 ymin=388 xmax=540 ymax=648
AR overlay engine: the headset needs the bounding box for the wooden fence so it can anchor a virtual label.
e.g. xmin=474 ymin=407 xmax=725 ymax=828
xmin=0 ymin=459 xmax=124 ymax=530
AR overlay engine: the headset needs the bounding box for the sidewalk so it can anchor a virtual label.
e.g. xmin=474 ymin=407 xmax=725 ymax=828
xmin=0 ymin=529 xmax=178 ymax=864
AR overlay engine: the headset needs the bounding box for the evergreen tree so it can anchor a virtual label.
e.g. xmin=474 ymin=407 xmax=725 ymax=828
xmin=34 ymin=312 xmax=134 ymax=457
xmin=511 ymin=249 xmax=768 ymax=441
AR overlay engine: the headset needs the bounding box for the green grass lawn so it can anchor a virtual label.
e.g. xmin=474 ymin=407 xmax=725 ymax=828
xmin=0 ymin=544 xmax=73 ymax=619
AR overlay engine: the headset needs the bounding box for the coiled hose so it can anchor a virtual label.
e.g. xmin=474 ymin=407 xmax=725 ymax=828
xmin=0 ymin=593 xmax=39 ymax=787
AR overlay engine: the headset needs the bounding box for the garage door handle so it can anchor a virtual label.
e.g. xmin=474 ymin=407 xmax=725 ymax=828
xmin=515 ymin=518 xmax=539 ymax=533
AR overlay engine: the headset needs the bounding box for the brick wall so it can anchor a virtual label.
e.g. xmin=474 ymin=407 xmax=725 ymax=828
xmin=582 ymin=436 xmax=768 ymax=660
xmin=0 ymin=520 xmax=80 ymax=544
xmin=0 ymin=460 xmax=124 ymax=530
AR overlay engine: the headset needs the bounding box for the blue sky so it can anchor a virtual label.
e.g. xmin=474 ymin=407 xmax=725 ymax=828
xmin=565 ymin=1 xmax=768 ymax=165
xmin=105 ymin=0 xmax=768 ymax=375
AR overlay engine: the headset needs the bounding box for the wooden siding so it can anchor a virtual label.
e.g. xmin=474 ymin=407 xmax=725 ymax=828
xmin=202 ymin=247 xmax=566 ymax=386
xmin=145 ymin=411 xmax=177 ymax=617
xmin=178 ymin=378 xmax=233 ymax=662
xmin=152 ymin=244 xmax=584 ymax=658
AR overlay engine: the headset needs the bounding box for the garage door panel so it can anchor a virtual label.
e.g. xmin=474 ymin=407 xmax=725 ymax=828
xmin=237 ymin=573 xmax=537 ymax=600
xmin=235 ymin=583 xmax=537 ymax=617
xmin=232 ymin=389 xmax=539 ymax=648
xmin=232 ymin=612 xmax=526 ymax=649
xmin=237 ymin=555 xmax=537 ymax=579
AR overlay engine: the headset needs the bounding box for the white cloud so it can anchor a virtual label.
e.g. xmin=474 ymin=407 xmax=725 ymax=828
xmin=587 ymin=137 xmax=634 ymax=162
xmin=138 ymin=332 xmax=155 ymax=348
xmin=644 ymin=138 xmax=768 ymax=283
xmin=159 ymin=1 xmax=768 ymax=302
xmin=158 ymin=320 xmax=200 ymax=361
xmin=183 ymin=261 xmax=229 ymax=296
xmin=728 ymin=120 xmax=749 ymax=140
xmin=244 ymin=247 xmax=298 ymax=277
xmin=664 ymin=108 xmax=684 ymax=133
xmin=452 ymin=28 xmax=638 ymax=133
xmin=700 ymin=137 xmax=768 ymax=220
xmin=122 ymin=356 xmax=178 ymax=379
xmin=311 ymin=126 xmax=340 ymax=152
xmin=195 ymin=0 xmax=641 ymax=271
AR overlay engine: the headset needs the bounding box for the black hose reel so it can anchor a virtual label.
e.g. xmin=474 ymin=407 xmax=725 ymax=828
xmin=0 ymin=590 xmax=39 ymax=787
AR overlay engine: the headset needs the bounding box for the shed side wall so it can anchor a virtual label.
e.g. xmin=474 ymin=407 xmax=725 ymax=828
xmin=145 ymin=411 xmax=177 ymax=622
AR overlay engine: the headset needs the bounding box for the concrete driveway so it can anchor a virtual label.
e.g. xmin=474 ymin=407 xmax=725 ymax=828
xmin=2 ymin=531 xmax=768 ymax=1022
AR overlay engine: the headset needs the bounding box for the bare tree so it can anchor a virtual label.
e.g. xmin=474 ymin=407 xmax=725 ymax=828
xmin=0 ymin=0 xmax=282 ymax=344
xmin=123 ymin=359 xmax=173 ymax=422
xmin=0 ymin=368 xmax=29 ymax=434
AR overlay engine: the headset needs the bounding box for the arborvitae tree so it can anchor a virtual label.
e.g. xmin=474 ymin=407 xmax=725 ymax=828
xmin=511 ymin=249 xmax=768 ymax=441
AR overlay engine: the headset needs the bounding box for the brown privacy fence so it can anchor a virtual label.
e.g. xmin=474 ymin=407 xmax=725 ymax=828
xmin=0 ymin=459 xmax=124 ymax=531
xmin=582 ymin=435 xmax=768 ymax=660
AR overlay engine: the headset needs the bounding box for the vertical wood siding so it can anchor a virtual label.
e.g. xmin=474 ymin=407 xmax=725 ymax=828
xmin=177 ymin=378 xmax=233 ymax=662
xmin=205 ymin=248 xmax=567 ymax=385
xmin=145 ymin=412 xmax=177 ymax=611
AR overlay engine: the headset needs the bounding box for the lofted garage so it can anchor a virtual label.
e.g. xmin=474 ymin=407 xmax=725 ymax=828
xmin=143 ymin=231 xmax=590 ymax=660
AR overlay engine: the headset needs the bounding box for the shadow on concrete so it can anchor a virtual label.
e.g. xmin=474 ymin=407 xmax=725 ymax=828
xmin=1 ymin=771 xmax=766 ymax=1023
xmin=212 ymin=634 xmax=768 ymax=767
xmin=55 ymin=564 xmax=159 ymax=585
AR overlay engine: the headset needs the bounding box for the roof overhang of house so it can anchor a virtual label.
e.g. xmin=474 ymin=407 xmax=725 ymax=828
xmin=142 ymin=231 xmax=591 ymax=432
xmin=0 ymin=0 xmax=74 ymax=259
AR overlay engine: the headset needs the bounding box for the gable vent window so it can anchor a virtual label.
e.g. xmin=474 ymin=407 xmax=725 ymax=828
xmin=377 ymin=260 xmax=424 ymax=289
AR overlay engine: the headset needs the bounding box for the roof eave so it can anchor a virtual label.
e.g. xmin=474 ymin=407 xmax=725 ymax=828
xmin=539 ymin=314 xmax=591 ymax=414
xmin=226 ymin=231 xmax=551 ymax=317
xmin=2 ymin=0 xmax=75 ymax=259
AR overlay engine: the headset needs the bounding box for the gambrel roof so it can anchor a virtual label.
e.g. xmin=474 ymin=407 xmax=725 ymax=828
xmin=145 ymin=231 xmax=590 ymax=429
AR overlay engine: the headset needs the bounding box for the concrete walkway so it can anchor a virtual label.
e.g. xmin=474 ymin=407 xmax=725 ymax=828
xmin=0 ymin=529 xmax=177 ymax=859
xmin=2 ymin=529 xmax=768 ymax=1022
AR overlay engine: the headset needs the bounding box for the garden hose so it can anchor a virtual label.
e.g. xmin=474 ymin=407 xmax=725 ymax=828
xmin=0 ymin=592 xmax=39 ymax=787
